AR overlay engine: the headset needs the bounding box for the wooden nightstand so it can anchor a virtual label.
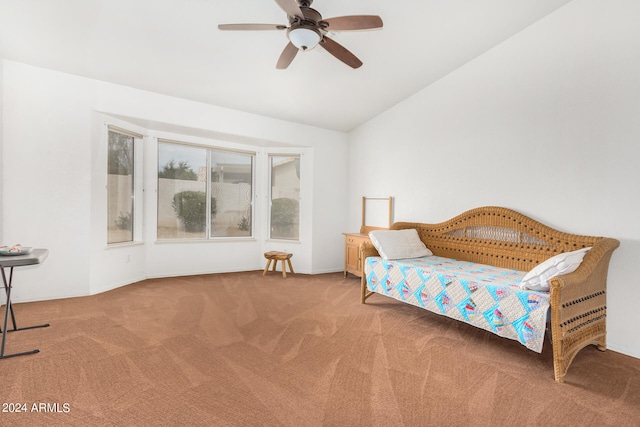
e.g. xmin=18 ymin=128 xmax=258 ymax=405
xmin=343 ymin=232 xmax=370 ymax=278
xmin=344 ymin=196 xmax=393 ymax=278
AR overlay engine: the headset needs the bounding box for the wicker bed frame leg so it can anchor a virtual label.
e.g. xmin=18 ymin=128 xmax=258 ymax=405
xmin=551 ymin=339 xmax=568 ymax=384
xmin=550 ymin=286 xmax=609 ymax=383
xmin=360 ymin=275 xmax=374 ymax=304
xmin=359 ymin=243 xmax=380 ymax=304
xmin=551 ymin=320 xmax=608 ymax=383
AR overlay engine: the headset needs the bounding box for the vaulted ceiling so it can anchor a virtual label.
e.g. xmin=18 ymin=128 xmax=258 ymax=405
xmin=0 ymin=0 xmax=573 ymax=132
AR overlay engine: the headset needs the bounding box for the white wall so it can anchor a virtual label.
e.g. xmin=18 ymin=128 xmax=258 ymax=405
xmin=1 ymin=60 xmax=349 ymax=302
xmin=349 ymin=0 xmax=640 ymax=359
xmin=3 ymin=62 xmax=94 ymax=300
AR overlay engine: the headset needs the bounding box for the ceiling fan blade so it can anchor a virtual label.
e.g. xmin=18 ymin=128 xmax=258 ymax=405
xmin=274 ymin=0 xmax=303 ymax=18
xmin=320 ymin=36 xmax=363 ymax=69
xmin=276 ymin=42 xmax=299 ymax=69
xmin=218 ymin=23 xmax=287 ymax=31
xmin=323 ymin=15 xmax=383 ymax=31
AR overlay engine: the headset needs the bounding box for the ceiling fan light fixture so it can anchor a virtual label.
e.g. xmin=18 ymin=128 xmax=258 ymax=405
xmin=288 ymin=26 xmax=321 ymax=51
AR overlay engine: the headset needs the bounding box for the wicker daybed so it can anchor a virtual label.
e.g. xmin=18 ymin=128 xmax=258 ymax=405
xmin=360 ymin=206 xmax=619 ymax=383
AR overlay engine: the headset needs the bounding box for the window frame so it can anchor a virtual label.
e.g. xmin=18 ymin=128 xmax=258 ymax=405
xmin=106 ymin=125 xmax=144 ymax=246
xmin=156 ymin=139 xmax=256 ymax=241
xmin=268 ymin=153 xmax=301 ymax=242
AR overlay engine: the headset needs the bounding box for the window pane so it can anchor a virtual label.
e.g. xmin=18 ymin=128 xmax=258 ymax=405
xmin=270 ymin=155 xmax=300 ymax=240
xmin=107 ymin=131 xmax=134 ymax=244
xmin=210 ymin=150 xmax=253 ymax=237
xmin=157 ymin=143 xmax=207 ymax=239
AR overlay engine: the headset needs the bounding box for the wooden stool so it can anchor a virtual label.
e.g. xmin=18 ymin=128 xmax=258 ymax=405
xmin=263 ymin=251 xmax=294 ymax=278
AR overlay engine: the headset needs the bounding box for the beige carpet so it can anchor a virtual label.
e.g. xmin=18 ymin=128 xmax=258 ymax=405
xmin=2 ymin=271 xmax=640 ymax=426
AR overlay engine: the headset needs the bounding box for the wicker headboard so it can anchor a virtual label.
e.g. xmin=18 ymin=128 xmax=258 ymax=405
xmin=391 ymin=206 xmax=602 ymax=272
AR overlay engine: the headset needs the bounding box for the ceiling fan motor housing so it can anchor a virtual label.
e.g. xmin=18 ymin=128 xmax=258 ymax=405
xmin=287 ymin=6 xmax=323 ymax=50
xmin=290 ymin=5 xmax=322 ymax=25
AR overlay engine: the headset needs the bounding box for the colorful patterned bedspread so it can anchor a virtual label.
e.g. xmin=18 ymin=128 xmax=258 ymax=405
xmin=365 ymin=256 xmax=550 ymax=353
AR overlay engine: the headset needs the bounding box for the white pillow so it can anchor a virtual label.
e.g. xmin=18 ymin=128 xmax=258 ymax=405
xmin=368 ymin=229 xmax=433 ymax=260
xmin=519 ymin=247 xmax=591 ymax=292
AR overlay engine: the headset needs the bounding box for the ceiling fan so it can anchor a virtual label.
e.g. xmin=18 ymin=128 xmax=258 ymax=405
xmin=218 ymin=0 xmax=383 ymax=69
